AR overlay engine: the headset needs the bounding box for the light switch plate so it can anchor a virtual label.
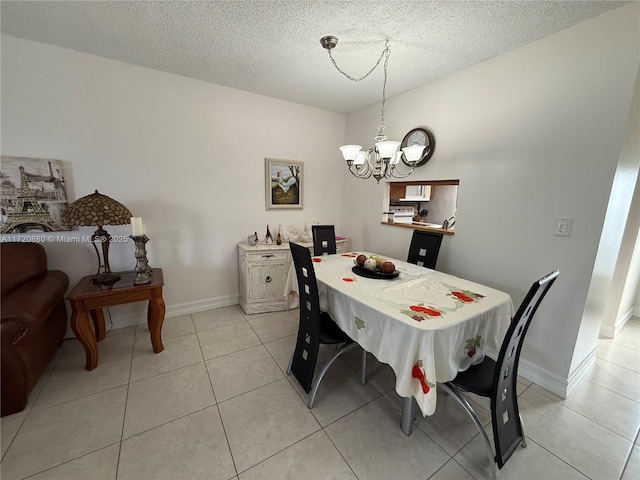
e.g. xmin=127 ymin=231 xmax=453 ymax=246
xmin=555 ymin=218 xmax=573 ymax=237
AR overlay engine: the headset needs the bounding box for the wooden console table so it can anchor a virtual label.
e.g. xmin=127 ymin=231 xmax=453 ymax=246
xmin=67 ymin=268 xmax=165 ymax=370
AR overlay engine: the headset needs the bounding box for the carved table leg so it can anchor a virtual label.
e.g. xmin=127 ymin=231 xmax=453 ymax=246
xmin=147 ymin=296 xmax=165 ymax=353
xmin=89 ymin=309 xmax=106 ymax=342
xmin=70 ymin=309 xmax=99 ymax=370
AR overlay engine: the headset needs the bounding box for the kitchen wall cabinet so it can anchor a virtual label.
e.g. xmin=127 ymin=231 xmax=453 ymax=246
xmin=390 ymin=184 xmax=405 ymax=201
xmin=238 ymin=239 xmax=349 ymax=314
xmin=389 ymin=183 xmax=432 ymax=201
xmin=403 ymin=185 xmax=431 ymax=201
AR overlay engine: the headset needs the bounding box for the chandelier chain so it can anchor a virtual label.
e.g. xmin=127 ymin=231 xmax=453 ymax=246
xmin=326 ymin=41 xmax=390 ymax=82
xmin=378 ymin=47 xmax=390 ymax=140
xmin=324 ymin=37 xmax=418 ymax=183
xmin=325 ymin=40 xmax=391 ymax=141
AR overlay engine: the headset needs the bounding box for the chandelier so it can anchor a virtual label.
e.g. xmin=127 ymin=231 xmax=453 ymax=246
xmin=320 ymin=36 xmax=425 ymax=183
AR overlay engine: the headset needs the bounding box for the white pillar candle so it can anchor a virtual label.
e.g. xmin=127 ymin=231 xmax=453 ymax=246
xmin=131 ymin=217 xmax=143 ymax=236
xmin=142 ymin=224 xmax=147 ymax=235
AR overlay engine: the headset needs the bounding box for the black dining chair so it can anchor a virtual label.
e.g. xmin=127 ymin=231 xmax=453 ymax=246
xmin=312 ymin=225 xmax=337 ymax=256
xmin=439 ymin=269 xmax=560 ymax=480
xmin=406 ymin=230 xmax=443 ymax=269
xmin=287 ymin=242 xmax=366 ymax=408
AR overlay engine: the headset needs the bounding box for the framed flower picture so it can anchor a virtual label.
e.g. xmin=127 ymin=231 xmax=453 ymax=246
xmin=265 ymin=158 xmax=303 ymax=210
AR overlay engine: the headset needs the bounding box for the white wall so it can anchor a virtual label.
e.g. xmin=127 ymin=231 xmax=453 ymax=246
xmin=1 ymin=34 xmax=346 ymax=326
xmin=594 ymin=68 xmax=640 ymax=339
xmin=616 ymin=223 xmax=640 ymax=325
xmin=340 ymin=4 xmax=639 ymax=396
xmin=2 ymin=5 xmax=638 ymax=396
xmin=425 ymin=185 xmax=457 ymax=225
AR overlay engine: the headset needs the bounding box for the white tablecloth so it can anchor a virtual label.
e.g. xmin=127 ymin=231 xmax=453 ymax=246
xmin=286 ymin=252 xmax=514 ymax=417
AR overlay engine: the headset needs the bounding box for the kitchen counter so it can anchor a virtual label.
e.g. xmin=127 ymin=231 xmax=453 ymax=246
xmin=380 ymin=221 xmax=455 ymax=235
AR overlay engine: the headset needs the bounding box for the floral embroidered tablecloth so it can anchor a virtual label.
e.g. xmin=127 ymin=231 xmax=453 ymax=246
xmin=287 ymin=252 xmax=514 ymax=417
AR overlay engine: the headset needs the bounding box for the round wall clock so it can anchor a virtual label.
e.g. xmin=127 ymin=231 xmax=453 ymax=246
xmin=400 ymin=127 xmax=435 ymax=167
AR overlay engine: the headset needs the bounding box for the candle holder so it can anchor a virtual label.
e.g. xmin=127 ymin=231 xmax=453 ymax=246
xmin=130 ymin=234 xmax=152 ymax=285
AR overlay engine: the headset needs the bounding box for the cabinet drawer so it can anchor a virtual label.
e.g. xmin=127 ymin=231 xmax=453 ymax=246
xmin=247 ymin=251 xmax=290 ymax=264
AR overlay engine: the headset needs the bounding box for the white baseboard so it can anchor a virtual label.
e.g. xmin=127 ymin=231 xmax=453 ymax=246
xmin=599 ymin=322 xmax=615 ymax=339
xmin=165 ymin=295 xmax=240 ymax=319
xmin=518 ymin=360 xmax=568 ymax=398
xmin=517 ymin=347 xmax=596 ymax=399
xmin=614 ymin=307 xmax=635 ymax=335
xmin=65 ymin=295 xmax=240 ymax=335
xmin=565 ymin=347 xmax=597 ymax=396
xmin=600 ymin=306 xmax=636 ymax=339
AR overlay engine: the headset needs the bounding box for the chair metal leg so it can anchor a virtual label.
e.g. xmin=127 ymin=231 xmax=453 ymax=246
xmin=519 ymin=413 xmax=528 ymax=448
xmin=361 ymin=349 xmax=367 ymax=385
xmin=286 ymin=351 xmax=293 ymax=375
xmin=308 ymin=342 xmax=359 ymax=408
xmin=401 ymin=396 xmax=416 ymax=435
xmin=440 ymin=383 xmax=497 ymax=480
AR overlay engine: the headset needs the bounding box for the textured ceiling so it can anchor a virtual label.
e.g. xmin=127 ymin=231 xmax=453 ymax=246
xmin=0 ymin=1 xmax=627 ymax=114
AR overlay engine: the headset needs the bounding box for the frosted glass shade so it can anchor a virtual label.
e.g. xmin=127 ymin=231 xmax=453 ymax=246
xmin=339 ymin=145 xmax=362 ymax=161
xmin=402 ymin=145 xmax=426 ymax=163
xmin=390 ymin=151 xmax=402 ymax=165
xmin=376 ymin=141 xmax=401 ymax=159
xmin=354 ymin=151 xmax=367 ymax=165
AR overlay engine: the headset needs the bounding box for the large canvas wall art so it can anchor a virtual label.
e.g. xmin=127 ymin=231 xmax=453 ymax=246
xmin=0 ymin=156 xmax=70 ymax=233
xmin=265 ymin=158 xmax=303 ymax=210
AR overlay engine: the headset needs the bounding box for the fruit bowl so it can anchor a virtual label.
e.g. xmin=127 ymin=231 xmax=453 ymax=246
xmin=352 ymin=254 xmax=398 ymax=279
xmin=351 ymin=265 xmax=399 ymax=279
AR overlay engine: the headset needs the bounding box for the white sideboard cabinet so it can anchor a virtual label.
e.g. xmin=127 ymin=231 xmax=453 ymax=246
xmin=238 ymin=239 xmax=349 ymax=314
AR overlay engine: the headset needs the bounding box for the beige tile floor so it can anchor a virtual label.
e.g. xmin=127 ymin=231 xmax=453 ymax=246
xmin=1 ymin=307 xmax=639 ymax=480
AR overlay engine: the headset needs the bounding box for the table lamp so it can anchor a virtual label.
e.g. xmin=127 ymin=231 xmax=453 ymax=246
xmin=63 ymin=190 xmax=132 ymax=285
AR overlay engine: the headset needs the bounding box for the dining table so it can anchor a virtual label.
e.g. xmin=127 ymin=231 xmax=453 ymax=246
xmin=285 ymin=250 xmax=514 ymax=435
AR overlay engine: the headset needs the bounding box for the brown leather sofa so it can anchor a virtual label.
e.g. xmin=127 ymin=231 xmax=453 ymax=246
xmin=1 ymin=242 xmax=68 ymax=416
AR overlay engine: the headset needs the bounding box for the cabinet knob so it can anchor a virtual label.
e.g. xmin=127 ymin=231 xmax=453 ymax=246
xmin=265 ymin=276 xmax=272 ymax=283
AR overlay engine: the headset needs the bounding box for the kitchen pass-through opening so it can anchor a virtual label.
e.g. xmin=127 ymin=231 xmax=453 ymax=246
xmin=383 ymin=180 xmax=459 ymax=234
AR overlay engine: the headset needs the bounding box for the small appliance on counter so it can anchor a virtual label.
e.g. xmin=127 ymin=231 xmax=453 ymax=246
xmin=388 ymin=206 xmax=415 ymax=224
xmin=382 ymin=212 xmax=395 ymax=223
xmin=388 ymin=205 xmax=445 ymax=228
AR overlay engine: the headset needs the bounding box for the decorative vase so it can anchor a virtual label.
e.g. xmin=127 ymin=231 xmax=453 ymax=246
xmin=301 ymin=223 xmax=312 ymax=242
